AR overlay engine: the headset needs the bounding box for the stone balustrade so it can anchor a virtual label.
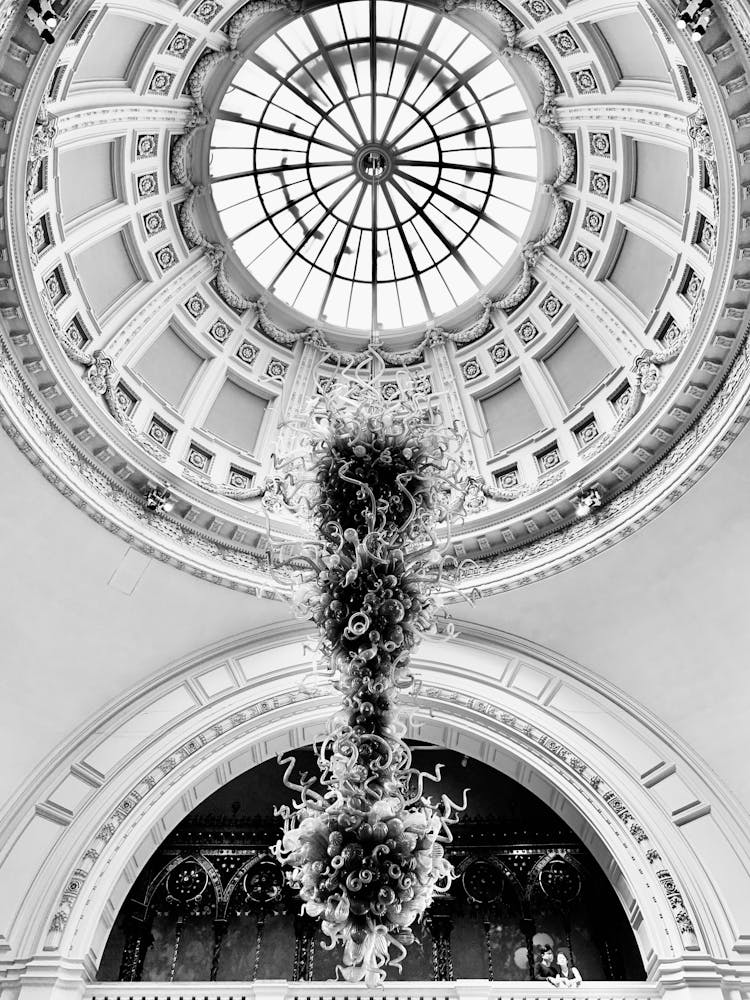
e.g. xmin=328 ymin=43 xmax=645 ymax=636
xmin=87 ymin=980 xmax=660 ymax=1000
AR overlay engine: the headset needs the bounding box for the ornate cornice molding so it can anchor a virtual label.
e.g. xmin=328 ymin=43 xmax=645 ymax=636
xmin=0 ymin=342 xmax=276 ymax=595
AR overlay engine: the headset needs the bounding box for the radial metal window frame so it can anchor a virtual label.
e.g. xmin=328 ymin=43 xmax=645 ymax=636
xmin=209 ymin=0 xmax=539 ymax=333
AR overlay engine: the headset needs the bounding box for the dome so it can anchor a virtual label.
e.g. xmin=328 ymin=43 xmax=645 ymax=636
xmin=2 ymin=0 xmax=747 ymax=595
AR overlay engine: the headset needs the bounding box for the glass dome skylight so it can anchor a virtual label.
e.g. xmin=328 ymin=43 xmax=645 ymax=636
xmin=209 ymin=0 xmax=538 ymax=332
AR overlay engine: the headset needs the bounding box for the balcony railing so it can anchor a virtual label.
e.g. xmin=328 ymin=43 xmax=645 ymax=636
xmin=87 ymin=981 xmax=660 ymax=1000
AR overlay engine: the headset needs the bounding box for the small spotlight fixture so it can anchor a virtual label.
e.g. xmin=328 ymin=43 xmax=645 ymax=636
xmin=573 ymin=486 xmax=603 ymax=519
xmin=675 ymin=0 xmax=712 ymax=39
xmin=144 ymin=485 xmax=175 ymax=514
xmin=460 ymin=755 xmax=469 ymax=768
xmin=26 ymin=0 xmax=58 ymax=43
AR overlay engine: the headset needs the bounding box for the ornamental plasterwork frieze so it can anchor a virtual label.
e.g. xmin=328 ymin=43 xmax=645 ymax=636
xmin=556 ymin=104 xmax=690 ymax=139
xmin=44 ymin=678 xmax=698 ymax=952
xmin=415 ymin=685 xmax=699 ymax=946
xmin=170 ymin=0 xmax=577 ymax=366
xmin=45 ymin=687 xmax=330 ymax=945
xmin=688 ymin=105 xmax=720 ymax=221
xmin=53 ymin=105 xmax=192 ymax=140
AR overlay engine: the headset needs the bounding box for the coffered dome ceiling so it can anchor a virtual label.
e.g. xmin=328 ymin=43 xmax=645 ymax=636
xmin=1 ymin=0 xmax=749 ymax=596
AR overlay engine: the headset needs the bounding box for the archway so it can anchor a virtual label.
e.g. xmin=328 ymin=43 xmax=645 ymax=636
xmin=0 ymin=626 xmax=748 ymax=1000
xmin=94 ymin=746 xmax=646 ymax=983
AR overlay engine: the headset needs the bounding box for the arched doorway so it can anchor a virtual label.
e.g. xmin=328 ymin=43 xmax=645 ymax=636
xmin=1 ymin=625 xmax=748 ymax=1000
xmin=96 ymin=747 xmax=645 ymax=983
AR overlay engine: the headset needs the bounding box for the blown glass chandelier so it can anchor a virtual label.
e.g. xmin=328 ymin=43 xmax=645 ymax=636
xmin=271 ymin=361 xmax=472 ymax=985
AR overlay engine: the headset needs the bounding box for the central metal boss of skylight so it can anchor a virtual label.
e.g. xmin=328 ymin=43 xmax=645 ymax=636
xmin=356 ymin=145 xmax=393 ymax=183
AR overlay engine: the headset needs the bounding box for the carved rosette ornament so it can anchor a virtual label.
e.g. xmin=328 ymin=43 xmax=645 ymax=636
xmin=85 ymin=352 xmax=113 ymax=395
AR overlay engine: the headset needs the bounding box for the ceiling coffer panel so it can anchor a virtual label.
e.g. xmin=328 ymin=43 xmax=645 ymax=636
xmin=73 ymin=13 xmax=153 ymax=84
xmin=203 ymin=380 xmax=269 ymax=454
xmin=481 ymin=379 xmax=544 ymax=455
xmin=632 ymin=141 xmax=689 ymax=223
xmin=74 ymin=229 xmax=142 ymax=319
xmin=543 ymin=326 xmax=614 ymax=411
xmin=607 ymin=230 xmax=674 ymax=318
xmin=58 ymin=140 xmax=120 ymax=224
xmin=133 ymin=327 xmax=205 ymax=411
xmin=592 ymin=13 xmax=672 ymax=85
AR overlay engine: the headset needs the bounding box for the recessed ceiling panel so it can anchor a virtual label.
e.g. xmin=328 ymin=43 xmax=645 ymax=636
xmin=203 ymin=380 xmax=268 ymax=453
xmin=594 ymin=13 xmax=671 ymax=84
xmin=543 ymin=325 xmax=613 ymax=411
xmin=133 ymin=327 xmax=204 ymax=409
xmin=74 ymin=229 xmax=141 ymax=318
xmin=481 ymin=379 xmax=544 ymax=454
xmin=608 ymin=230 xmax=674 ymax=317
xmin=74 ymin=13 xmax=151 ymax=83
xmin=58 ymin=141 xmax=119 ymax=224
xmin=632 ymin=141 xmax=688 ymax=222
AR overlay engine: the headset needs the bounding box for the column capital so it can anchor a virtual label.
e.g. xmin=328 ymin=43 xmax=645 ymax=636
xmin=649 ymin=954 xmax=750 ymax=991
xmin=0 ymin=954 xmax=94 ymax=1000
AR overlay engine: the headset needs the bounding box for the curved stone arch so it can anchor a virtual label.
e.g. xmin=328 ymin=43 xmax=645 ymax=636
xmin=406 ymin=689 xmax=691 ymax=958
xmin=0 ymin=637 xmax=722 ymax=960
xmin=1 ymin=625 xmax=749 ymax=997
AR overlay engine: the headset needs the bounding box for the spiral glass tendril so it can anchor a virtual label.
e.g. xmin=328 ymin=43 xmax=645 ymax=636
xmin=271 ymin=358 xmax=473 ymax=986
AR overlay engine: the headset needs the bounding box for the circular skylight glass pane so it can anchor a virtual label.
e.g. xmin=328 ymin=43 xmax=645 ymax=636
xmin=210 ymin=0 xmax=538 ymax=332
